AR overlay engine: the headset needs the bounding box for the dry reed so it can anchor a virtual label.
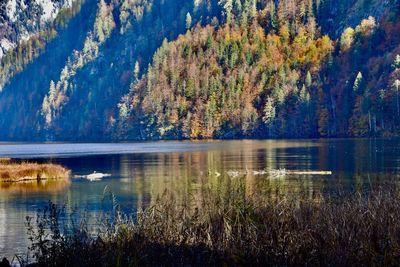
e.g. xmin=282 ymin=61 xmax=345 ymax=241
xmin=0 ymin=161 xmax=70 ymax=183
xmin=22 ymin=179 xmax=400 ymax=267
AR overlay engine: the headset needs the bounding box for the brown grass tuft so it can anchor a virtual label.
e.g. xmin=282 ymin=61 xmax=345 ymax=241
xmin=0 ymin=161 xmax=70 ymax=183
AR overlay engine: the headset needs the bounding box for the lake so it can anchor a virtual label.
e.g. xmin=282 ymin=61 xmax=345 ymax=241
xmin=0 ymin=139 xmax=399 ymax=258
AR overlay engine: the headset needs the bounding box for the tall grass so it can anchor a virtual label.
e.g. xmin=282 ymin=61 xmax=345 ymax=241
xmin=0 ymin=161 xmax=70 ymax=183
xmin=23 ymin=177 xmax=400 ymax=266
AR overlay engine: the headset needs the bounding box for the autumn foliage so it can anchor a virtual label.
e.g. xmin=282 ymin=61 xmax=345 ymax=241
xmin=119 ymin=8 xmax=333 ymax=139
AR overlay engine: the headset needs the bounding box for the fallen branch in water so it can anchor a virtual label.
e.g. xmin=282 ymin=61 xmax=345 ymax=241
xmin=227 ymin=168 xmax=332 ymax=178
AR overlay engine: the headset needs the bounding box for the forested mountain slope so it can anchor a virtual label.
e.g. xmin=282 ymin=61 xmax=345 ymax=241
xmin=0 ymin=0 xmax=96 ymax=140
xmin=118 ymin=0 xmax=400 ymax=139
xmin=118 ymin=20 xmax=333 ymax=139
xmin=0 ymin=0 xmax=219 ymax=140
xmin=0 ymin=0 xmax=78 ymax=59
xmin=39 ymin=0 xmax=219 ymax=140
xmin=0 ymin=0 xmax=399 ymax=140
xmin=0 ymin=0 xmax=83 ymax=90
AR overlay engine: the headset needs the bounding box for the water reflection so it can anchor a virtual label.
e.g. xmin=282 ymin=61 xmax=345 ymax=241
xmin=0 ymin=180 xmax=70 ymax=194
xmin=1 ymin=139 xmax=400 ymax=257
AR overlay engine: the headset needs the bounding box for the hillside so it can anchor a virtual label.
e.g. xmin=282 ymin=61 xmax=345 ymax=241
xmin=0 ymin=0 xmax=399 ymax=140
xmin=118 ymin=0 xmax=400 ymax=139
xmin=118 ymin=21 xmax=333 ymax=139
xmin=0 ymin=0 xmax=82 ymax=90
xmin=0 ymin=0 xmax=77 ymax=58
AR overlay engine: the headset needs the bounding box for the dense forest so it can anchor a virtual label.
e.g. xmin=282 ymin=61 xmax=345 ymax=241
xmin=0 ymin=0 xmax=84 ymax=90
xmin=0 ymin=0 xmax=399 ymax=140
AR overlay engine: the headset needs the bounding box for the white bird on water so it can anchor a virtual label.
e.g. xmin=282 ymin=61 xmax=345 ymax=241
xmin=74 ymin=171 xmax=111 ymax=181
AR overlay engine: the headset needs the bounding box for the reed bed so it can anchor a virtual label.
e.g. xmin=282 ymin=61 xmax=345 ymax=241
xmin=20 ymin=176 xmax=400 ymax=267
xmin=0 ymin=161 xmax=70 ymax=183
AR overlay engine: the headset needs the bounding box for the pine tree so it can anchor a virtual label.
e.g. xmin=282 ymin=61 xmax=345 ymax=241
xmin=186 ymin=12 xmax=192 ymax=30
xmin=219 ymin=0 xmax=233 ymax=24
xmin=305 ymin=71 xmax=312 ymax=87
xmin=119 ymin=103 xmax=129 ymax=120
xmin=42 ymin=95 xmax=51 ymax=126
xmin=300 ymin=84 xmax=309 ymax=103
xmin=49 ymin=80 xmax=57 ymax=104
xmin=393 ymin=55 xmax=400 ymax=70
xmin=194 ymin=0 xmax=203 ymax=10
xmin=248 ymin=0 xmax=257 ymax=19
xmin=268 ymin=1 xmax=277 ymax=30
xmin=134 ymin=61 xmax=140 ymax=81
xmin=394 ymin=79 xmax=400 ymax=117
xmin=233 ymin=0 xmax=242 ymax=16
xmin=340 ymin=27 xmax=355 ymax=51
xmin=263 ymin=96 xmax=276 ymax=126
xmin=353 ymin=72 xmax=363 ymax=93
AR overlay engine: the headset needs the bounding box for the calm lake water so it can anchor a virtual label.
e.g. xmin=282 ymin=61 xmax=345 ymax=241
xmin=0 ymin=139 xmax=399 ymax=258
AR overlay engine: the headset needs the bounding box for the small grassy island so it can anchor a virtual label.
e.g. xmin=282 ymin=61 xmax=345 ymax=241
xmin=0 ymin=158 xmax=70 ymax=183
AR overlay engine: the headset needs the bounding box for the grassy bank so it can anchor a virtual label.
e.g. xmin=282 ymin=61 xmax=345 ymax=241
xmin=21 ymin=178 xmax=400 ymax=267
xmin=0 ymin=159 xmax=70 ymax=183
